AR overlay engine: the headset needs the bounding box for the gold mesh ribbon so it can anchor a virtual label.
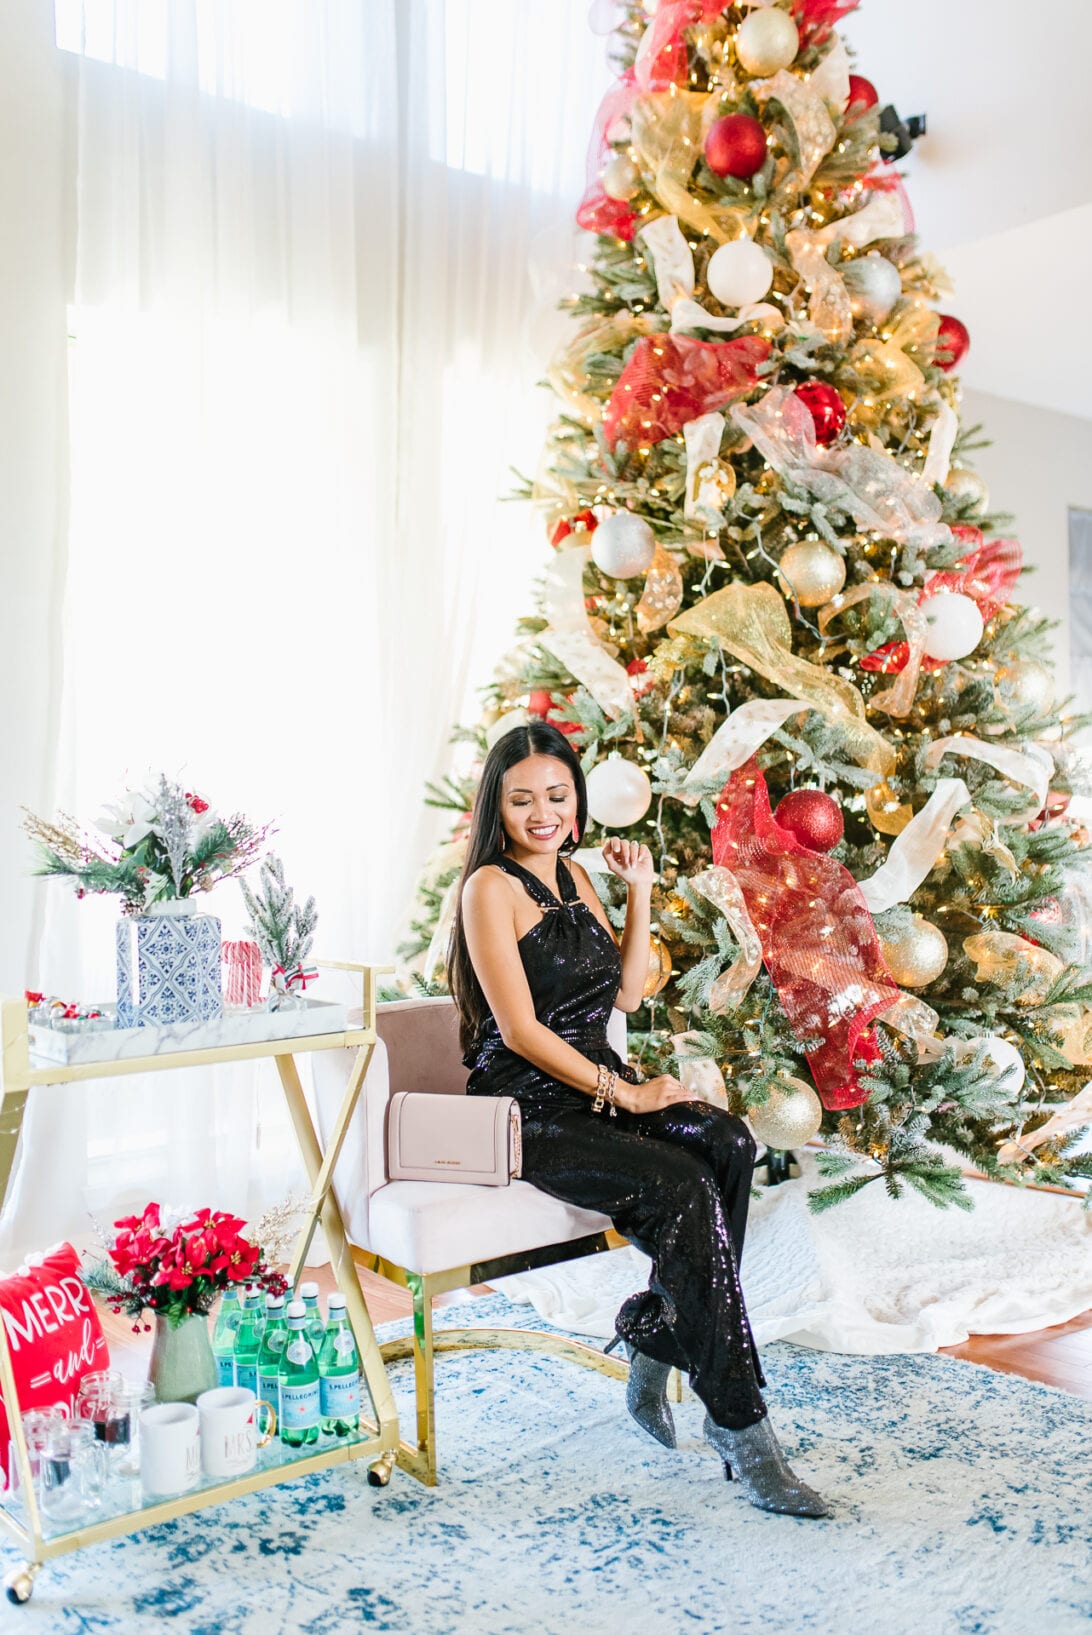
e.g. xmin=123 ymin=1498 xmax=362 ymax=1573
xmin=689 ymin=864 xmax=764 ymax=1009
xmin=668 ymin=580 xmax=894 ymax=775
xmin=630 ymin=90 xmax=752 ymax=245
xmin=545 ymin=311 xmax=656 ymax=427
xmin=785 ymin=190 xmax=911 ymax=346
xmin=963 ymin=930 xmax=1092 ymax=1068
xmin=818 ymin=583 xmax=928 ymax=718
xmin=636 ymin=543 xmax=685 ymax=633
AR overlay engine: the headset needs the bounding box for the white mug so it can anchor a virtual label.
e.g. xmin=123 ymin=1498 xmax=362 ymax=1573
xmin=139 ymin=1403 xmax=201 ymax=1499
xmin=196 ymin=1386 xmax=276 ymax=1479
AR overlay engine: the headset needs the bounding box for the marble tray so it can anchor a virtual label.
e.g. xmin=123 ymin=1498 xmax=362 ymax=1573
xmin=28 ymin=999 xmax=353 ymax=1067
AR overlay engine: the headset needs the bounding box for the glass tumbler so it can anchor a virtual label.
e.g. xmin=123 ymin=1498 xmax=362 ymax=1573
xmin=38 ymin=1425 xmax=92 ymax=1526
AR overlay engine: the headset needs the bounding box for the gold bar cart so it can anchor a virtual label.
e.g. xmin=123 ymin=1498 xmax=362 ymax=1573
xmin=0 ymin=961 xmax=399 ymax=1604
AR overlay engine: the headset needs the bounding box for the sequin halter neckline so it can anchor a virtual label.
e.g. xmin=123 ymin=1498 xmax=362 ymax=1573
xmin=494 ymin=850 xmax=579 ymax=915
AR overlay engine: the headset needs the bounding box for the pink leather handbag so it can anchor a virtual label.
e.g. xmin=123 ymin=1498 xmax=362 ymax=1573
xmin=386 ymin=1092 xmax=522 ymax=1186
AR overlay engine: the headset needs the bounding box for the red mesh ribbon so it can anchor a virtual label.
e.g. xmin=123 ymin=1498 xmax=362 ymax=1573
xmin=711 ymin=760 xmax=900 ymax=1110
xmin=792 ymin=0 xmax=860 ymax=45
xmin=860 ymin=528 xmax=1023 ymax=676
xmin=604 ymin=334 xmax=771 ymax=451
xmin=634 ymin=0 xmax=726 ymax=90
xmin=577 ymin=2 xmax=727 ymax=237
xmin=576 ymin=75 xmax=640 ymax=241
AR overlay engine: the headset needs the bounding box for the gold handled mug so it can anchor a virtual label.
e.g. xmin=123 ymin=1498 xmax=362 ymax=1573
xmin=196 ymin=1386 xmax=276 ymax=1479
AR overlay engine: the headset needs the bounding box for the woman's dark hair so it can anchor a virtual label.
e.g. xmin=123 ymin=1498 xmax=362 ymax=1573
xmin=448 ymin=720 xmax=587 ymax=1056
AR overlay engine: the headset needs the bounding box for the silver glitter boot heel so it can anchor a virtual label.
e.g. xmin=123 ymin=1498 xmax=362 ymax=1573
xmin=703 ymin=1413 xmax=829 ymax=1518
xmin=605 ymin=1335 xmax=677 ymax=1449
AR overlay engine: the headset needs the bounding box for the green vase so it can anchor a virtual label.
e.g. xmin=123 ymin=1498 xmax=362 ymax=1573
xmin=149 ymin=1311 xmax=219 ymax=1404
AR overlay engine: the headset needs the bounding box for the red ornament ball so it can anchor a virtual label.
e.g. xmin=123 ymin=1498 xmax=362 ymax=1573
xmin=846 ymin=74 xmax=878 ymax=110
xmin=704 ymin=114 xmax=768 ymax=180
xmin=935 ymin=314 xmax=970 ymax=372
xmin=528 ymin=690 xmax=581 ymax=736
xmin=775 ymin=788 xmax=844 ymax=853
xmin=794 ymin=380 xmax=846 ymax=447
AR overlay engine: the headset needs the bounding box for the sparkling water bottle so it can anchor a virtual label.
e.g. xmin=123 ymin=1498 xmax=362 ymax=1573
xmin=318 ymin=1293 xmax=363 ymax=1436
xmin=279 ymin=1300 xmax=320 ymax=1446
xmin=233 ymin=1287 xmax=267 ymax=1398
xmin=211 ymin=1287 xmax=243 ymax=1388
xmin=256 ymin=1294 xmax=288 ymax=1420
xmin=299 ymin=1280 xmax=325 ymax=1355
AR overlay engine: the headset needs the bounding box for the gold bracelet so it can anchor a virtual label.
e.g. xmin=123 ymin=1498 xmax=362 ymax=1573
xmin=606 ymin=1072 xmax=618 ymax=1117
xmin=591 ymin=1061 xmax=608 ymax=1114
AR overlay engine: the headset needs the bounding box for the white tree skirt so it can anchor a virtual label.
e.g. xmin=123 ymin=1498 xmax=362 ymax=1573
xmin=494 ymin=1152 xmax=1092 ymax=1353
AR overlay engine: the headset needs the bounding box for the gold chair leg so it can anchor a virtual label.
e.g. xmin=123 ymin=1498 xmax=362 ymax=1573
xmin=399 ymin=1271 xmax=438 ymax=1487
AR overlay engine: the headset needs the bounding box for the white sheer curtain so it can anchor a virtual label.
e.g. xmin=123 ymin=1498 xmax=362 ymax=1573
xmin=0 ymin=0 xmax=611 ymax=1257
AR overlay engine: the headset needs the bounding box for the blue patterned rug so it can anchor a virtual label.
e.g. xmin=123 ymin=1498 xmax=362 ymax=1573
xmin=3 ymin=1294 xmax=1090 ymax=1634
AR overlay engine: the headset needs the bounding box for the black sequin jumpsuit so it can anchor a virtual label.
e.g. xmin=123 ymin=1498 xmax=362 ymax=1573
xmin=464 ymin=851 xmax=767 ymax=1430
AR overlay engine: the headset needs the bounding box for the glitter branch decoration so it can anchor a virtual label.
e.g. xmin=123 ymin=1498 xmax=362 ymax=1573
xmin=23 ymin=776 xmax=273 ymax=915
xmin=239 ymin=855 xmax=319 ymax=994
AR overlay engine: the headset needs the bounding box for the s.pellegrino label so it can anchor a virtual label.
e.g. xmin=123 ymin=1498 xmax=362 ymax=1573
xmin=320 ymin=1373 xmax=362 ymax=1420
xmin=280 ymin=1379 xmax=320 ymax=1431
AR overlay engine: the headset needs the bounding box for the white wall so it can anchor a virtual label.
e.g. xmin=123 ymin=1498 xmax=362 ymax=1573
xmin=0 ymin=3 xmax=70 ymax=992
xmin=960 ymin=388 xmax=1092 ymax=703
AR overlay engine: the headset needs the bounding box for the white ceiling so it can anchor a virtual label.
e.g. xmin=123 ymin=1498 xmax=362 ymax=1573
xmin=840 ymin=0 xmax=1092 ymax=419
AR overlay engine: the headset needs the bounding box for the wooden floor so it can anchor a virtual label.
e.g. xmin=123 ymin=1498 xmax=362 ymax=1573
xmin=100 ymin=1261 xmax=1092 ymax=1402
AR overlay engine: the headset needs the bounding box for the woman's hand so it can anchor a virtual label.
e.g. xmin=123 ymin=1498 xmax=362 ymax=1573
xmin=614 ymin=1074 xmax=696 ymax=1114
xmin=601 ymin=837 xmax=655 ymax=888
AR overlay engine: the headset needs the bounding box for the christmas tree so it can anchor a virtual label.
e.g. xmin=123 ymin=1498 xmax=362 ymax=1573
xmin=400 ymin=0 xmax=1092 ymax=1211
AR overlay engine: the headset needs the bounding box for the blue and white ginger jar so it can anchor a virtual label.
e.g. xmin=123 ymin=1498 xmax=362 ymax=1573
xmin=116 ymin=899 xmax=223 ymax=1027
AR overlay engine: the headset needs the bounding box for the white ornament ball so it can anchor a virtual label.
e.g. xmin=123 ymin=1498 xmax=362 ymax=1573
xmin=777 ymin=540 xmax=846 ymax=608
xmin=922 ymin=591 xmax=984 ymax=662
xmin=591 ymin=512 xmax=656 ymax=579
xmin=707 ymin=238 xmax=773 ymax=308
xmin=944 ymin=467 xmax=990 ymax=510
xmin=735 ymin=8 xmax=800 ymax=76
xmin=842 ymin=254 xmax=902 ymax=324
xmin=997 ymin=659 xmax=1055 ymax=716
xmin=951 ymin=1035 xmax=1025 ymax=1095
xmin=586 ymin=753 xmax=653 ymax=828
xmin=601 ymin=154 xmax=640 ymax=202
xmin=748 ymin=1076 xmax=823 ymax=1150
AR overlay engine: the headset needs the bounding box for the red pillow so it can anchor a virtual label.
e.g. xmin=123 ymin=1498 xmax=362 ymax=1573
xmin=0 ymin=1242 xmax=110 ymax=1485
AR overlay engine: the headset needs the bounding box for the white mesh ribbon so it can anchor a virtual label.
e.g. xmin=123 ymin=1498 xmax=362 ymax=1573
xmin=752 ymin=69 xmax=837 ymax=187
xmin=921 ymin=400 xmax=959 ymax=489
xmin=808 ymin=34 xmax=850 ymax=110
xmin=639 ymin=215 xmax=781 ymax=335
xmin=875 ymin=993 xmax=945 ymax=1061
xmin=676 ymin=696 xmax=812 ymax=806
xmin=731 ymin=386 xmax=951 ymax=552
xmin=538 ymin=545 xmax=634 ymax=720
xmin=689 ymin=864 xmax=764 ymax=1010
xmin=997 ymin=1084 xmax=1092 ymax=1165
xmin=857 ymin=777 xmax=970 ymax=914
xmin=683 ymin=411 xmax=726 ymax=522
xmin=671 ymin=1031 xmax=729 ymax=1106
xmin=785 ymin=189 xmax=911 ymax=344
xmin=923 ymin=737 xmax=1053 ymax=824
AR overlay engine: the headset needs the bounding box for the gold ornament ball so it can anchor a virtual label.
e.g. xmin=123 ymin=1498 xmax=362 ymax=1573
xmin=748 ymin=1076 xmax=823 ymax=1151
xmin=996 ymin=659 xmax=1055 ymax=717
xmin=879 ymin=915 xmax=949 ymax=987
xmin=776 ymin=540 xmax=846 ymax=608
xmin=944 ymin=467 xmax=990 ymax=510
xmin=735 ymin=8 xmax=799 ymax=75
xmin=643 ymin=934 xmax=674 ymax=999
xmin=601 ymin=154 xmax=640 ymax=202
